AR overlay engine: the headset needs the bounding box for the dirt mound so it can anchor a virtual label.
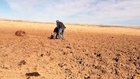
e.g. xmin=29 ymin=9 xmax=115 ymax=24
xmin=15 ymin=30 xmax=26 ymax=36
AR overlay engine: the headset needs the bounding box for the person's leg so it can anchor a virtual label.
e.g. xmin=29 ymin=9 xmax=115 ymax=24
xmin=58 ymin=28 xmax=62 ymax=39
xmin=61 ymin=29 xmax=65 ymax=39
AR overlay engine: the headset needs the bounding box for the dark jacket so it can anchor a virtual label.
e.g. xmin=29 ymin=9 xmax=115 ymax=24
xmin=57 ymin=22 xmax=66 ymax=29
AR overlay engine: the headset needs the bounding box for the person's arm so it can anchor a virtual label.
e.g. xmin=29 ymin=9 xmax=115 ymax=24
xmin=56 ymin=22 xmax=60 ymax=28
xmin=62 ymin=22 xmax=66 ymax=28
xmin=56 ymin=23 xmax=58 ymax=27
xmin=64 ymin=25 xmax=66 ymax=28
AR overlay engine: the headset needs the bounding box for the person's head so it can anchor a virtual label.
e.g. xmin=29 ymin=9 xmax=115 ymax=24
xmin=56 ymin=20 xmax=59 ymax=22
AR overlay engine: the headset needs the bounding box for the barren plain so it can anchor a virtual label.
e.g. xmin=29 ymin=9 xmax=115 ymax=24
xmin=0 ymin=19 xmax=140 ymax=79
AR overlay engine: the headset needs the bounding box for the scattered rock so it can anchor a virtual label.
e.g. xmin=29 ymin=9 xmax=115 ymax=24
xmin=46 ymin=51 xmax=51 ymax=56
xmin=58 ymin=63 xmax=66 ymax=68
xmin=85 ymin=54 xmax=89 ymax=56
xmin=137 ymin=57 xmax=140 ymax=59
xmin=84 ymin=75 xmax=90 ymax=79
xmin=25 ymin=72 xmax=40 ymax=76
xmin=114 ymin=68 xmax=119 ymax=75
xmin=116 ymin=54 xmax=121 ymax=57
xmin=19 ymin=60 xmax=26 ymax=66
xmin=82 ymin=49 xmax=86 ymax=52
xmin=79 ymin=60 xmax=82 ymax=64
xmin=70 ymin=51 xmax=73 ymax=53
xmin=1 ymin=65 xmax=9 ymax=69
xmin=96 ymin=54 xmax=101 ymax=57
xmin=94 ymin=65 xmax=101 ymax=69
xmin=63 ymin=52 xmax=67 ymax=55
xmin=40 ymin=54 xmax=44 ymax=57
xmin=65 ymin=68 xmax=72 ymax=73
xmin=113 ymin=58 xmax=119 ymax=62
xmin=66 ymin=46 xmax=71 ymax=49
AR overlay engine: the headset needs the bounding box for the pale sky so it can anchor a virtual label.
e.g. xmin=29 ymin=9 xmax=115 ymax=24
xmin=0 ymin=0 xmax=140 ymax=26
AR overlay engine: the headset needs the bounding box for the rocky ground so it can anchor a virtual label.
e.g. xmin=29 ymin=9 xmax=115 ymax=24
xmin=0 ymin=20 xmax=140 ymax=79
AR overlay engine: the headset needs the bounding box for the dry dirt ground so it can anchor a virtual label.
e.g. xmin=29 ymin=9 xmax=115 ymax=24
xmin=0 ymin=20 xmax=140 ymax=79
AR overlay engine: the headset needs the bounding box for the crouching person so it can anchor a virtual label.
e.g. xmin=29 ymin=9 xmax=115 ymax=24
xmin=56 ymin=20 xmax=66 ymax=39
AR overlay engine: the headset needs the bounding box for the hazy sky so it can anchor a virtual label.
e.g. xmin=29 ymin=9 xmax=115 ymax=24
xmin=0 ymin=0 xmax=140 ymax=26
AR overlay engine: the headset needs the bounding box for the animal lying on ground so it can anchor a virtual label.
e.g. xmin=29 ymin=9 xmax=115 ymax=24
xmin=15 ymin=30 xmax=26 ymax=36
xmin=49 ymin=27 xmax=59 ymax=39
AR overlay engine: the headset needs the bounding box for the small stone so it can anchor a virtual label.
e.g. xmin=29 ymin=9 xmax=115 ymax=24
xmin=84 ymin=76 xmax=90 ymax=79
xmin=19 ymin=60 xmax=26 ymax=66
xmin=66 ymin=46 xmax=71 ymax=49
xmin=40 ymin=54 xmax=44 ymax=57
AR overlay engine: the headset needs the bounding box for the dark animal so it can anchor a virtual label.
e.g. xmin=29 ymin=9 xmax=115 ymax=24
xmin=49 ymin=27 xmax=58 ymax=39
xmin=53 ymin=27 xmax=59 ymax=39
xmin=15 ymin=30 xmax=26 ymax=36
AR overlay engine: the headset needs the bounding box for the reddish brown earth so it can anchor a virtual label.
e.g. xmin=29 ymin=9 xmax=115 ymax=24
xmin=0 ymin=20 xmax=140 ymax=79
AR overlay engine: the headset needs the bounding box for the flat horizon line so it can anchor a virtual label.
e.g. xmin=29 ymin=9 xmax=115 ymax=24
xmin=0 ymin=18 xmax=140 ymax=28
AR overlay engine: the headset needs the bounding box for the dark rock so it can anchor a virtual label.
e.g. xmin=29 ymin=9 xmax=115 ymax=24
xmin=40 ymin=54 xmax=44 ymax=57
xmin=19 ymin=60 xmax=26 ymax=66
xmin=66 ymin=46 xmax=71 ymax=49
xmin=25 ymin=72 xmax=40 ymax=76
xmin=97 ymin=54 xmax=101 ymax=57
xmin=113 ymin=58 xmax=119 ymax=62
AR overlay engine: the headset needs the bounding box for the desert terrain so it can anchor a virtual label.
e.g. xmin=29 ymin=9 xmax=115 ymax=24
xmin=0 ymin=19 xmax=140 ymax=79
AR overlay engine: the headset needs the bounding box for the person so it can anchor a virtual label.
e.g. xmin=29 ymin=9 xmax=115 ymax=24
xmin=56 ymin=20 xmax=66 ymax=39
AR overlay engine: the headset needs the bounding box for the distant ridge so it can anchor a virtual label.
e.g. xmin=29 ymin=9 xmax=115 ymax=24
xmin=0 ymin=18 xmax=139 ymax=28
xmin=0 ymin=18 xmax=54 ymax=24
